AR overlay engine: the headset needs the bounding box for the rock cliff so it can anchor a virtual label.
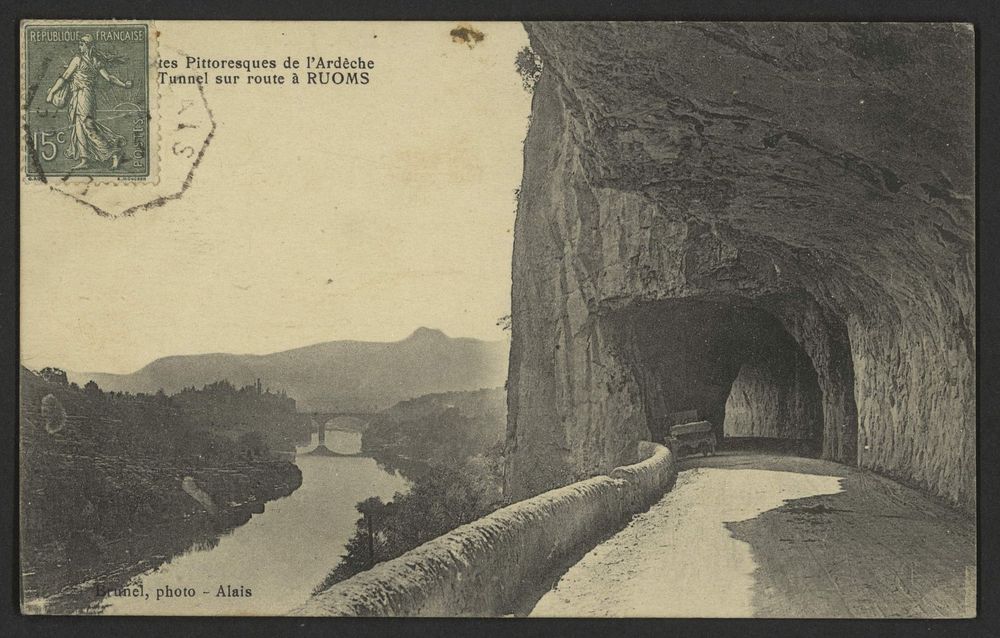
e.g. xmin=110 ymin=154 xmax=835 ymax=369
xmin=505 ymin=23 xmax=974 ymax=511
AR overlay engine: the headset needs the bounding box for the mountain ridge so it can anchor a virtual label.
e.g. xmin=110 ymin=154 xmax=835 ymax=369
xmin=67 ymin=328 xmax=509 ymax=412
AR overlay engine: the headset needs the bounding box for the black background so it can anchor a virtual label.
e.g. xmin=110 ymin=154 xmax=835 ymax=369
xmin=3 ymin=1 xmax=997 ymax=637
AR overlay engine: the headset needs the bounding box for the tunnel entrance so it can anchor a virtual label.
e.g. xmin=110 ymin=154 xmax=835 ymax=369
xmin=608 ymin=297 xmax=826 ymax=458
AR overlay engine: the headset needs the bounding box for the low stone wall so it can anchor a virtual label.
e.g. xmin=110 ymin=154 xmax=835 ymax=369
xmin=610 ymin=441 xmax=677 ymax=510
xmin=291 ymin=442 xmax=676 ymax=617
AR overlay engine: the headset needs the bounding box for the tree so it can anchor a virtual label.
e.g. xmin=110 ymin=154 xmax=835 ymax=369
xmin=313 ymin=459 xmax=504 ymax=594
xmin=356 ymin=496 xmax=384 ymax=568
xmin=39 ymin=367 xmax=68 ymax=386
xmin=515 ymin=46 xmax=542 ymax=92
xmin=238 ymin=431 xmax=269 ymax=459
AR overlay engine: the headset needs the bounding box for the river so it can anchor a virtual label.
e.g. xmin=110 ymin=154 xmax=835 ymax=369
xmin=99 ymin=430 xmax=409 ymax=615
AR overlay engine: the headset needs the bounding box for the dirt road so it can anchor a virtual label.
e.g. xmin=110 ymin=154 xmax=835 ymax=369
xmin=529 ymin=454 xmax=975 ymax=618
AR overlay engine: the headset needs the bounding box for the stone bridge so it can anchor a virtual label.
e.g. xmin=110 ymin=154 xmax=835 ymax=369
xmin=306 ymin=411 xmax=376 ymax=432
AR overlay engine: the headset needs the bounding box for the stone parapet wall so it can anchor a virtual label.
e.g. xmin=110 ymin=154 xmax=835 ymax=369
xmin=290 ymin=442 xmax=675 ymax=616
xmin=610 ymin=440 xmax=677 ymax=510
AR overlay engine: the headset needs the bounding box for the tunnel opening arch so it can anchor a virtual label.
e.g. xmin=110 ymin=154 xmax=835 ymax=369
xmin=600 ymin=291 xmax=858 ymax=464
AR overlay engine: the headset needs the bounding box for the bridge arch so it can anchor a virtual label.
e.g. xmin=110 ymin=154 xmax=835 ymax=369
xmin=307 ymin=411 xmax=377 ymax=432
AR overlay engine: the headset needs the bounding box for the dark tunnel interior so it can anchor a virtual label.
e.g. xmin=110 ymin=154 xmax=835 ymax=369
xmin=607 ymin=297 xmax=826 ymax=457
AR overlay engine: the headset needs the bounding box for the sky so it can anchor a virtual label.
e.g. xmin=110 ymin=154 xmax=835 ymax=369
xmin=21 ymin=22 xmax=532 ymax=374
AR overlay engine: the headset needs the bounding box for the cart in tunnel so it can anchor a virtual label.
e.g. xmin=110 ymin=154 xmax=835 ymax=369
xmin=664 ymin=420 xmax=717 ymax=458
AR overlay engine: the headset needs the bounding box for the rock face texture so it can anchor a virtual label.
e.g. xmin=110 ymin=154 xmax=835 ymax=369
xmin=723 ymin=335 xmax=823 ymax=441
xmin=505 ymin=23 xmax=975 ymax=511
xmin=724 ymin=362 xmax=818 ymax=441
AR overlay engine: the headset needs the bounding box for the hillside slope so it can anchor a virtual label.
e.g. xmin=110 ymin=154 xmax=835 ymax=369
xmin=363 ymin=387 xmax=506 ymax=466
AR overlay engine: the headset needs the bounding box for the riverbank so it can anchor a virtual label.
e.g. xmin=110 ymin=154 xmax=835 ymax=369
xmin=21 ymin=450 xmax=302 ymax=615
xmin=98 ymin=435 xmax=410 ymax=616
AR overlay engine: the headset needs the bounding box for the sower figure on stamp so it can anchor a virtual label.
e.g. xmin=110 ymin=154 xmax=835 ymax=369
xmin=45 ymin=34 xmax=133 ymax=170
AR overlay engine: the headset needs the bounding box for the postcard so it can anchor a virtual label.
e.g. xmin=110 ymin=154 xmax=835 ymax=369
xmin=19 ymin=20 xmax=976 ymax=617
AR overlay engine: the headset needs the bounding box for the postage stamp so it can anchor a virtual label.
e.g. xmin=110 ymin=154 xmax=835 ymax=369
xmin=21 ymin=21 xmax=157 ymax=181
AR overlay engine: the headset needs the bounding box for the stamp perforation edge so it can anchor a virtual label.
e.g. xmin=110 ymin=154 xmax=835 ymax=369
xmin=20 ymin=19 xmax=160 ymax=186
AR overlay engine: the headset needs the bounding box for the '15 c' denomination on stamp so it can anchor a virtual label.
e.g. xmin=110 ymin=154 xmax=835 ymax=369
xmin=21 ymin=21 xmax=157 ymax=182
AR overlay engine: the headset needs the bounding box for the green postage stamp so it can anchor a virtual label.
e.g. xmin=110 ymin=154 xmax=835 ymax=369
xmin=21 ymin=21 xmax=157 ymax=181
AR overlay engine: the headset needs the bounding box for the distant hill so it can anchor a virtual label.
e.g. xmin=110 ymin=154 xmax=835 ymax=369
xmin=363 ymin=387 xmax=507 ymax=465
xmin=381 ymin=387 xmax=506 ymax=422
xmin=70 ymin=328 xmax=509 ymax=412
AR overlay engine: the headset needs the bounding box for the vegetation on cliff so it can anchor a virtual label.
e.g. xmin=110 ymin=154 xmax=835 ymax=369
xmin=361 ymin=387 xmax=506 ymax=465
xmin=171 ymin=378 xmax=310 ymax=452
xmin=313 ymin=455 xmax=504 ymax=593
xmin=19 ymin=367 xmax=303 ymax=611
xmin=315 ymin=388 xmax=507 ymax=593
